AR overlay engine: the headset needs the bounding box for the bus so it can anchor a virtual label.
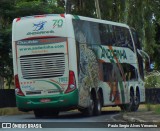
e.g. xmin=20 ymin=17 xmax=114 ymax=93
xmin=12 ymin=14 xmax=145 ymax=118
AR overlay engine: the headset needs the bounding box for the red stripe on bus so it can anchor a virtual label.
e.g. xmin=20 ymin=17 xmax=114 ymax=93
xmin=60 ymin=14 xmax=65 ymax=18
xmin=22 ymin=36 xmax=60 ymax=40
xmin=34 ymin=15 xmax=46 ymax=18
xmin=108 ymin=46 xmax=126 ymax=83
xmin=16 ymin=18 xmax=21 ymax=22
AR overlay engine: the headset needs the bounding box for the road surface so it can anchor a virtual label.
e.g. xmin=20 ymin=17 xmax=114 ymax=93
xmin=0 ymin=110 xmax=158 ymax=131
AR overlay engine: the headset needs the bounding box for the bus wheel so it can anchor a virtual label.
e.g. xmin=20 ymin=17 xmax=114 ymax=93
xmin=45 ymin=110 xmax=59 ymax=117
xmin=132 ymin=90 xmax=140 ymax=111
xmin=120 ymin=90 xmax=134 ymax=112
xmin=94 ymin=92 xmax=102 ymax=115
xmin=34 ymin=109 xmax=44 ymax=118
xmin=82 ymin=94 xmax=95 ymax=116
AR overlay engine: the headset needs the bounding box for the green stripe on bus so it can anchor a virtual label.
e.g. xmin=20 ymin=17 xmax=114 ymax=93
xmin=37 ymin=80 xmax=63 ymax=94
xmin=119 ymin=81 xmax=125 ymax=103
xmin=73 ymin=15 xmax=80 ymax=20
xmin=105 ymin=46 xmax=125 ymax=103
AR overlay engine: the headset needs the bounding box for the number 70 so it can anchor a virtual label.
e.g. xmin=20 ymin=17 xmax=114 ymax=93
xmin=53 ymin=19 xmax=63 ymax=28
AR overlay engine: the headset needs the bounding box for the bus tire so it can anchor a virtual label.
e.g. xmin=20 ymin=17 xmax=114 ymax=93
xmin=81 ymin=93 xmax=95 ymax=116
xmin=45 ymin=110 xmax=59 ymax=117
xmin=120 ymin=90 xmax=134 ymax=112
xmin=34 ymin=109 xmax=44 ymax=118
xmin=94 ymin=92 xmax=102 ymax=115
xmin=132 ymin=89 xmax=140 ymax=111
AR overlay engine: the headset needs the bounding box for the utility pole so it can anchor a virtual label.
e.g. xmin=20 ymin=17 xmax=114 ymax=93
xmin=0 ymin=21 xmax=4 ymax=89
xmin=95 ymin=0 xmax=101 ymax=19
xmin=65 ymin=0 xmax=72 ymax=14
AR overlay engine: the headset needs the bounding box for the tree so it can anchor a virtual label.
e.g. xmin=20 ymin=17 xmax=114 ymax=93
xmin=0 ymin=0 xmax=64 ymax=88
xmin=0 ymin=0 xmax=15 ymax=89
xmin=154 ymin=23 xmax=160 ymax=70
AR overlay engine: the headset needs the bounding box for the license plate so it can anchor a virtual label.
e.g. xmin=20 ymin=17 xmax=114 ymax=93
xmin=40 ymin=99 xmax=51 ymax=103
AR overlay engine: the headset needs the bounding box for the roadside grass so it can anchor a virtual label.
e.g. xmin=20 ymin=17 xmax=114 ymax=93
xmin=0 ymin=104 xmax=159 ymax=116
xmin=154 ymin=105 xmax=160 ymax=114
xmin=0 ymin=107 xmax=32 ymax=116
xmin=145 ymin=104 xmax=160 ymax=114
xmin=144 ymin=71 xmax=160 ymax=114
xmin=102 ymin=106 xmax=120 ymax=111
xmin=102 ymin=104 xmax=160 ymax=114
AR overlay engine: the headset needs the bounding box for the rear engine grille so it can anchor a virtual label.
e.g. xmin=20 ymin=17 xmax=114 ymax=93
xmin=20 ymin=53 xmax=65 ymax=79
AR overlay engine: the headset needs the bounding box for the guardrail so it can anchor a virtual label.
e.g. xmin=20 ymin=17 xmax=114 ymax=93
xmin=145 ymin=88 xmax=160 ymax=104
xmin=0 ymin=89 xmax=16 ymax=108
xmin=0 ymin=88 xmax=159 ymax=108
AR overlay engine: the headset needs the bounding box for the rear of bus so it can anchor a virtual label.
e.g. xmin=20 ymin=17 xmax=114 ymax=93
xmin=12 ymin=14 xmax=78 ymax=116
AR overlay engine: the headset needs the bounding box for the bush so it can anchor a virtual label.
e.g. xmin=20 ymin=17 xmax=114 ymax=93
xmin=145 ymin=71 xmax=160 ymax=88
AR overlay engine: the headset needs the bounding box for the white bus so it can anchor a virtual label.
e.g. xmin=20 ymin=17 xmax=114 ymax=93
xmin=12 ymin=14 xmax=145 ymax=118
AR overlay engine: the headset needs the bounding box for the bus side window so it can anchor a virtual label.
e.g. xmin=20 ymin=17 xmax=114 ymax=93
xmin=109 ymin=25 xmax=116 ymax=45
xmin=114 ymin=26 xmax=121 ymax=46
xmin=89 ymin=22 xmax=101 ymax=45
xmin=73 ymin=20 xmax=86 ymax=44
xmin=103 ymin=63 xmax=113 ymax=81
xmin=131 ymin=29 xmax=144 ymax=80
xmin=125 ymin=29 xmax=134 ymax=51
xmin=120 ymin=28 xmax=134 ymax=51
xmin=122 ymin=64 xmax=138 ymax=81
xmin=99 ymin=24 xmax=110 ymax=45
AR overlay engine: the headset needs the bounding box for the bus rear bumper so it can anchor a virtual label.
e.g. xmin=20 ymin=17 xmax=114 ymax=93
xmin=16 ymin=89 xmax=79 ymax=112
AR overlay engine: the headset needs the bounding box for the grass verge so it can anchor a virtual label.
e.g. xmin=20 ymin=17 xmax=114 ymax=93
xmin=0 ymin=104 xmax=159 ymax=116
xmin=0 ymin=107 xmax=32 ymax=116
xmin=145 ymin=104 xmax=160 ymax=114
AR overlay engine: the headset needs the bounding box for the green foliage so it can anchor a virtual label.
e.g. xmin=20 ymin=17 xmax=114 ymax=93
xmin=145 ymin=76 xmax=158 ymax=88
xmin=145 ymin=71 xmax=160 ymax=88
xmin=154 ymin=23 xmax=160 ymax=70
xmin=71 ymin=0 xmax=97 ymax=18
xmin=0 ymin=0 xmax=64 ymax=88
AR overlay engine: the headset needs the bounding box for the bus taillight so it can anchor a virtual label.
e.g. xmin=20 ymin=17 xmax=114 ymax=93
xmin=15 ymin=75 xmax=24 ymax=96
xmin=65 ymin=71 xmax=76 ymax=93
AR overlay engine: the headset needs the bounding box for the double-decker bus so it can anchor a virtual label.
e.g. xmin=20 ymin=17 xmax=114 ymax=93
xmin=12 ymin=14 xmax=145 ymax=118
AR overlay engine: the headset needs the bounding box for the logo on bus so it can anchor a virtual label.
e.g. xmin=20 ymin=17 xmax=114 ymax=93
xmin=101 ymin=46 xmax=127 ymax=60
xmin=33 ymin=21 xmax=47 ymax=31
xmin=27 ymin=21 xmax=54 ymax=36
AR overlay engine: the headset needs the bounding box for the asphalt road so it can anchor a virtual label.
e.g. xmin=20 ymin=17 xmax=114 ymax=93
xmin=0 ymin=110 xmax=122 ymax=122
xmin=0 ymin=110 xmax=158 ymax=131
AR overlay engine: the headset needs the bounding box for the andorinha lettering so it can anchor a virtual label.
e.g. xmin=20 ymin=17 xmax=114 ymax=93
xmin=101 ymin=47 xmax=127 ymax=60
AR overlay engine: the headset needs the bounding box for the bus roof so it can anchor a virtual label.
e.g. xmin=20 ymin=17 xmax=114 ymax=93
xmin=15 ymin=14 xmax=129 ymax=28
xmin=68 ymin=14 xmax=129 ymax=28
xmin=12 ymin=14 xmax=130 ymax=41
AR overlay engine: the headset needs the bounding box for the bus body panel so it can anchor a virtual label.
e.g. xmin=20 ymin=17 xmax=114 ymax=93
xmin=12 ymin=14 xmax=79 ymax=110
xmin=72 ymin=15 xmax=145 ymax=108
xmin=12 ymin=14 xmax=145 ymax=113
xmin=16 ymin=89 xmax=78 ymax=111
xmin=16 ymin=38 xmax=69 ymax=96
xmin=12 ymin=14 xmax=67 ymax=41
